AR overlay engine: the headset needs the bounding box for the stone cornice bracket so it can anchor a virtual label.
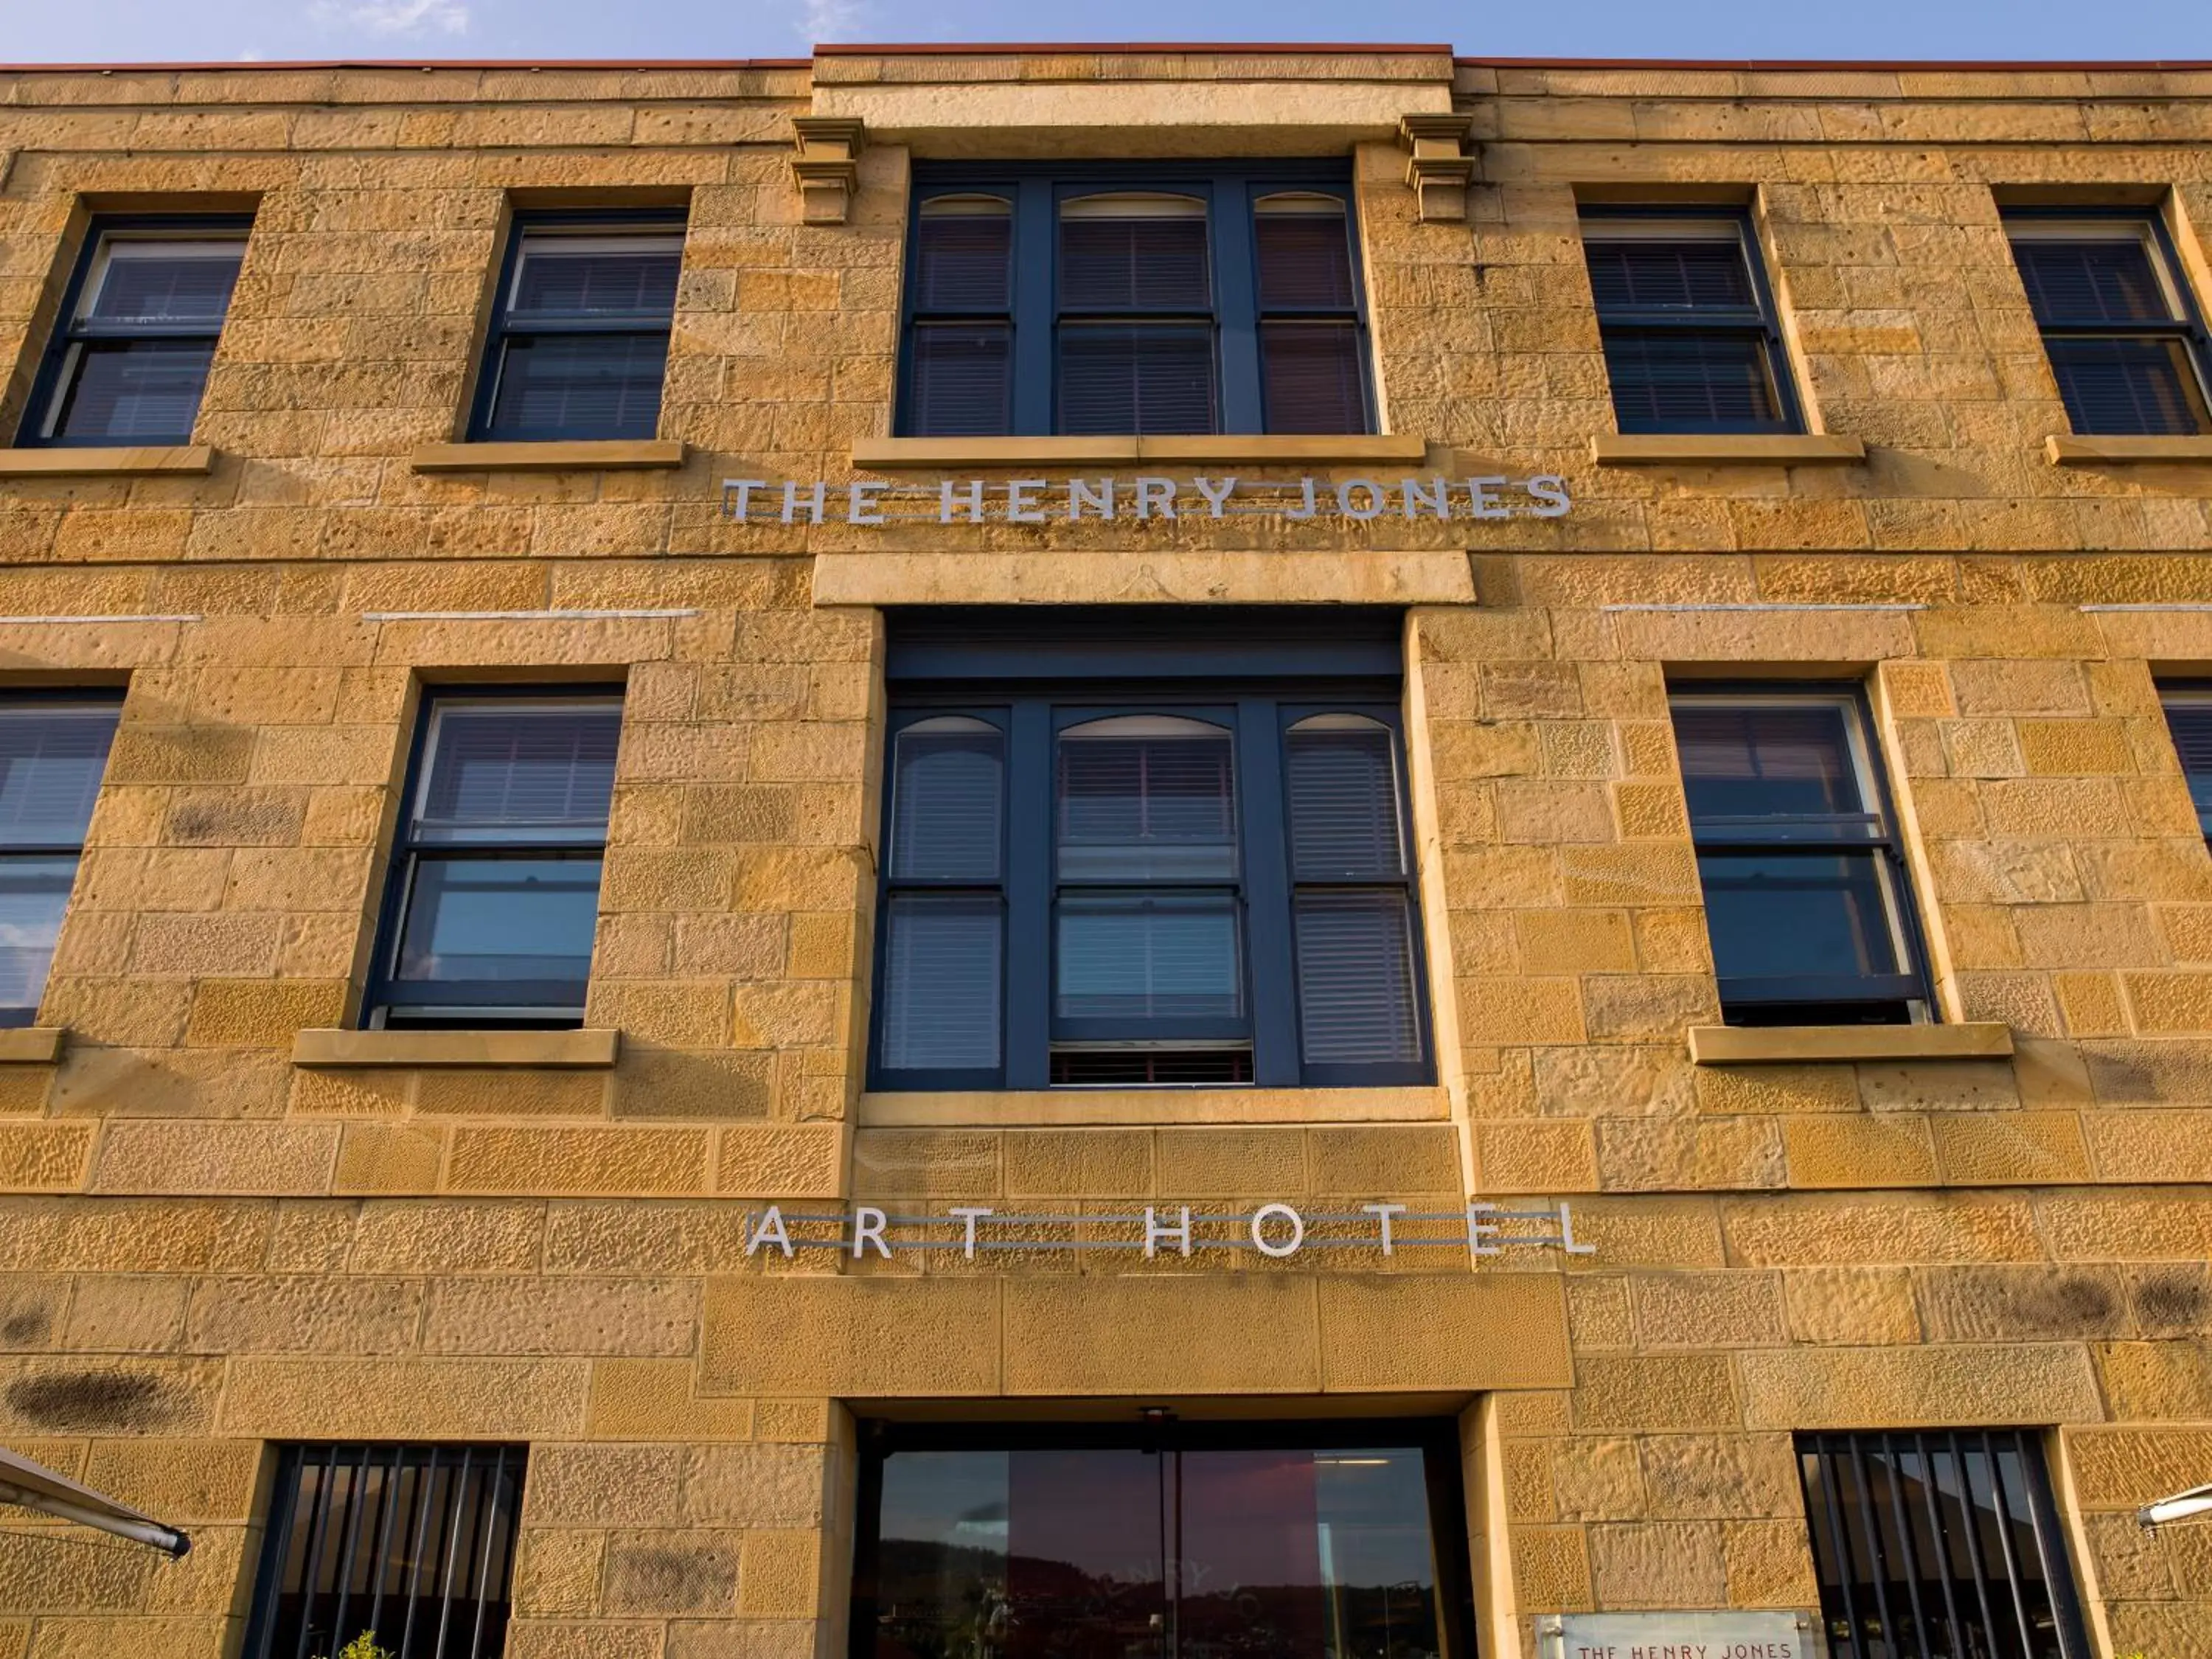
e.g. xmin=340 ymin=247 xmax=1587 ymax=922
xmin=1398 ymin=113 xmax=1477 ymax=223
xmin=792 ymin=116 xmax=866 ymax=226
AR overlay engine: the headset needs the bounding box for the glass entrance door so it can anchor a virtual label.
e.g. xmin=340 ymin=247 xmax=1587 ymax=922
xmin=858 ymin=1425 xmax=1469 ymax=1659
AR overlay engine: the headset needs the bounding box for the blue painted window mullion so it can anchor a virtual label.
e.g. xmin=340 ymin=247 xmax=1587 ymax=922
xmin=1004 ymin=698 xmax=1054 ymax=1088
xmin=1010 ymin=179 xmax=1057 ymax=436
xmin=1237 ymin=699 xmax=1301 ymax=1086
xmin=1212 ymin=175 xmax=1264 ymax=434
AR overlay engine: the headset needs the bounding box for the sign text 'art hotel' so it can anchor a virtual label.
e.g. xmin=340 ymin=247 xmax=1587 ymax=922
xmin=720 ymin=473 xmax=1576 ymax=524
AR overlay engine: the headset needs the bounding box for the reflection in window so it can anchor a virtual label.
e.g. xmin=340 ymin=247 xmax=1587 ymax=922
xmin=866 ymin=1436 xmax=1454 ymax=1659
xmin=29 ymin=223 xmax=249 ymax=447
xmin=369 ymin=695 xmax=622 ymax=1029
xmin=1672 ymin=692 xmax=1930 ymax=1026
xmin=0 ymin=703 xmax=120 ymax=1026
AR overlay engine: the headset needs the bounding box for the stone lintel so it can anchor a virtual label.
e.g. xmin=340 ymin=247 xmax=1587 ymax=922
xmin=811 ymin=549 xmax=1476 ymax=608
xmin=860 ymin=1085 xmax=1450 ymax=1127
xmin=1593 ymin=433 xmax=1868 ymax=465
xmin=410 ymin=439 xmax=685 ymax=473
xmin=0 ymin=445 xmax=213 ymax=478
xmin=293 ymin=1027 xmax=622 ymax=1068
xmin=1688 ymin=1022 xmax=2014 ymax=1065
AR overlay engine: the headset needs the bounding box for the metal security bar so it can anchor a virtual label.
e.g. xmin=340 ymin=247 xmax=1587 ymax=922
xmin=243 ymin=1444 xmax=527 ymax=1659
xmin=1797 ymin=1430 xmax=2089 ymax=1659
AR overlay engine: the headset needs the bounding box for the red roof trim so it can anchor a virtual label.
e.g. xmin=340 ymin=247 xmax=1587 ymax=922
xmin=813 ymin=41 xmax=1455 ymax=55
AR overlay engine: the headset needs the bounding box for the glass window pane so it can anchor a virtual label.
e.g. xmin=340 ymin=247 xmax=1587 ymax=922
xmin=84 ymin=242 xmax=243 ymax=325
xmin=1602 ymin=329 xmax=1780 ymax=431
xmin=510 ymin=237 xmax=681 ymax=316
xmin=485 ymin=331 xmax=669 ymax=439
xmin=417 ymin=706 xmax=621 ymax=838
xmin=1673 ymin=703 xmax=1866 ymax=821
xmin=49 ymin=339 xmax=218 ymax=444
xmin=2013 ymin=236 xmax=2179 ymax=324
xmin=0 ymin=708 xmax=120 ymax=845
xmin=1585 ymin=237 xmax=1756 ymax=313
xmin=908 ymin=323 xmax=1013 ymax=438
xmin=0 ymin=857 xmax=77 ymax=1020
xmin=2045 ymin=335 xmax=2208 ymax=437
xmin=1058 ymin=206 xmax=1211 ymax=311
xmin=914 ymin=203 xmax=1013 ymax=311
xmin=1057 ymin=323 xmax=1217 ymax=436
xmin=1294 ymin=891 xmax=1420 ymax=1066
xmin=1286 ymin=720 xmax=1403 ymax=880
xmin=1697 ymin=851 xmax=1903 ymax=984
xmin=1262 ymin=321 xmax=1366 ymax=434
xmin=880 ymin=894 xmax=1002 ymax=1072
xmin=2163 ymin=700 xmax=2212 ymax=826
xmin=1255 ymin=203 xmax=1356 ymax=311
xmin=892 ymin=722 xmax=1005 ymax=880
xmin=392 ymin=855 xmax=601 ymax=989
xmin=1057 ymin=728 xmax=1236 ymax=880
xmin=1056 ymin=892 xmax=1242 ymax=1021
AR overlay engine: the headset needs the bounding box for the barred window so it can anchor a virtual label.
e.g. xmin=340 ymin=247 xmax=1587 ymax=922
xmin=242 ymin=1444 xmax=527 ymax=1659
xmin=1798 ymin=1430 xmax=2090 ymax=1659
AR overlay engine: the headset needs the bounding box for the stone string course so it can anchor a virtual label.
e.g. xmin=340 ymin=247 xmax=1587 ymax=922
xmin=0 ymin=49 xmax=2209 ymax=1659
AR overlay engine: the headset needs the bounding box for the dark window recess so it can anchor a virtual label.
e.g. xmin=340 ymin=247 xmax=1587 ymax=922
xmin=853 ymin=1419 xmax=1475 ymax=1659
xmin=367 ymin=694 xmax=622 ymax=1029
xmin=2007 ymin=216 xmax=2212 ymax=437
xmin=1582 ymin=214 xmax=1801 ymax=435
xmin=471 ymin=215 xmax=684 ymax=442
xmin=242 ymin=1443 xmax=526 ymax=1659
xmin=0 ymin=700 xmax=120 ymax=1027
xmin=23 ymin=219 xmax=249 ymax=448
xmin=2159 ymin=691 xmax=2212 ymax=842
xmin=1673 ymin=692 xmax=1931 ymax=1025
xmin=899 ymin=166 xmax=1374 ymax=437
xmin=1798 ymin=1430 xmax=2090 ymax=1659
xmin=874 ymin=611 xmax=1426 ymax=1092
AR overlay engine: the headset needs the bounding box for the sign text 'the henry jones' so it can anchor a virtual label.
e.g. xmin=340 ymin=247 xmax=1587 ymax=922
xmin=720 ymin=473 xmax=1575 ymax=525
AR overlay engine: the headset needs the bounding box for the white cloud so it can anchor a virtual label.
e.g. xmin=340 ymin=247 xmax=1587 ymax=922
xmin=797 ymin=0 xmax=874 ymax=46
xmin=311 ymin=0 xmax=471 ymax=35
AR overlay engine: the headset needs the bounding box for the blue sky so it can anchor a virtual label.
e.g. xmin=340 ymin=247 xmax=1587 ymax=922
xmin=3 ymin=0 xmax=2207 ymax=66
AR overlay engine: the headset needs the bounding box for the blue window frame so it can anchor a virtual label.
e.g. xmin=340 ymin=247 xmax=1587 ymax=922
xmin=467 ymin=211 xmax=685 ymax=442
xmin=2157 ymin=682 xmax=2212 ymax=844
xmin=19 ymin=215 xmax=251 ymax=448
xmin=2005 ymin=207 xmax=2212 ymax=437
xmin=0 ymin=695 xmax=121 ymax=1027
xmin=898 ymin=162 xmax=1375 ymax=438
xmin=1672 ymin=686 xmax=1933 ymax=1026
xmin=1581 ymin=206 xmax=1803 ymax=435
xmin=872 ymin=611 xmax=1427 ymax=1092
xmin=366 ymin=689 xmax=622 ymax=1029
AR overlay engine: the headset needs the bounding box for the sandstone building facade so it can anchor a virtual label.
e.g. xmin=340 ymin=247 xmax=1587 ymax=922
xmin=0 ymin=41 xmax=2210 ymax=1659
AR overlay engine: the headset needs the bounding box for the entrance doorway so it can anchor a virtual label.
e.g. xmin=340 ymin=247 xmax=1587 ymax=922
xmin=853 ymin=1420 xmax=1473 ymax=1659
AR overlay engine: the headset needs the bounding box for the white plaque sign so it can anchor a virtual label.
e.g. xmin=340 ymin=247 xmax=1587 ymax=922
xmin=1544 ymin=1611 xmax=1818 ymax=1659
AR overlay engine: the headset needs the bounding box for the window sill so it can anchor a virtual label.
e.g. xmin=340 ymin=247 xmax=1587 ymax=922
xmin=1591 ymin=434 xmax=1866 ymax=466
xmin=849 ymin=434 xmax=1427 ymax=470
xmin=1687 ymin=1022 xmax=2013 ymax=1065
xmin=0 ymin=445 xmax=213 ymax=479
xmin=292 ymin=1027 xmax=621 ymax=1068
xmin=410 ymin=440 xmax=686 ymax=473
xmin=860 ymin=1085 xmax=1449 ymax=1127
xmin=0 ymin=1028 xmax=64 ymax=1064
xmin=2046 ymin=434 xmax=2212 ymax=465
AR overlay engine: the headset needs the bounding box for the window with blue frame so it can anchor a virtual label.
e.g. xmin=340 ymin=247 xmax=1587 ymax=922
xmin=21 ymin=218 xmax=251 ymax=448
xmin=1581 ymin=209 xmax=1803 ymax=435
xmin=470 ymin=213 xmax=685 ymax=442
xmin=898 ymin=164 xmax=1374 ymax=437
xmin=366 ymin=692 xmax=622 ymax=1029
xmin=873 ymin=611 xmax=1427 ymax=1091
xmin=2158 ymin=685 xmax=2212 ymax=845
xmin=0 ymin=699 xmax=121 ymax=1026
xmin=2005 ymin=210 xmax=2212 ymax=437
xmin=1672 ymin=688 xmax=1932 ymax=1026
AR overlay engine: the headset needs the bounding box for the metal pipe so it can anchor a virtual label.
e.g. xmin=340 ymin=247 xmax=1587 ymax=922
xmin=0 ymin=1479 xmax=190 ymax=1559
